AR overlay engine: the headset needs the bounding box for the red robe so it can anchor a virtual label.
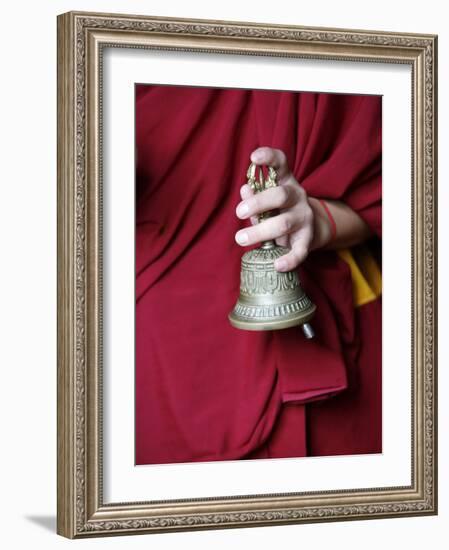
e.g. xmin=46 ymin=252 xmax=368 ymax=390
xmin=135 ymin=85 xmax=382 ymax=464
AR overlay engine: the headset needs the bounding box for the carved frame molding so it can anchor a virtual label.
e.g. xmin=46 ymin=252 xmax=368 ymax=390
xmin=57 ymin=11 xmax=437 ymax=538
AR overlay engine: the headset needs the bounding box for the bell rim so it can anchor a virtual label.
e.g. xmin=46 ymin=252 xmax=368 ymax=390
xmin=228 ymin=304 xmax=316 ymax=331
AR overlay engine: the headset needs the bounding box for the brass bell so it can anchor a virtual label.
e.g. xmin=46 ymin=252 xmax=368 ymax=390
xmin=228 ymin=163 xmax=316 ymax=338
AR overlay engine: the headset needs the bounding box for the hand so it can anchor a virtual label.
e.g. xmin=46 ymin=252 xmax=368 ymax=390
xmin=235 ymin=147 xmax=330 ymax=272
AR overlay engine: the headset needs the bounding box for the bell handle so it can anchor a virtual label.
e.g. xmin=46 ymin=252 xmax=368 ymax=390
xmin=246 ymin=162 xmax=279 ymax=224
xmin=261 ymin=240 xmax=276 ymax=250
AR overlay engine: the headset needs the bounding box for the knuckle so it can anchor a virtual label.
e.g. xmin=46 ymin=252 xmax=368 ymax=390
xmin=251 ymin=195 xmax=262 ymax=213
xmin=294 ymin=245 xmax=308 ymax=263
xmin=296 ymin=185 xmax=306 ymax=200
xmin=276 ymin=149 xmax=287 ymax=167
xmin=277 ymin=186 xmax=290 ymax=206
xmin=278 ymin=215 xmax=292 ymax=234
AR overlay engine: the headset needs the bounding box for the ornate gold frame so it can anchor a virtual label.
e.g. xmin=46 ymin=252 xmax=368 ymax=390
xmin=57 ymin=11 xmax=438 ymax=539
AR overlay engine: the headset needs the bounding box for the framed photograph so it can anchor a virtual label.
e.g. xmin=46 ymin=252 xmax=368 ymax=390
xmin=57 ymin=11 xmax=438 ymax=538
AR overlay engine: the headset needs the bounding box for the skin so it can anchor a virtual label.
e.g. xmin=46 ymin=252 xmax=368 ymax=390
xmin=235 ymin=147 xmax=372 ymax=272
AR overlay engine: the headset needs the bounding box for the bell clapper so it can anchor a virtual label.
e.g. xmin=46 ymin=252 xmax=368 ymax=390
xmin=301 ymin=323 xmax=315 ymax=339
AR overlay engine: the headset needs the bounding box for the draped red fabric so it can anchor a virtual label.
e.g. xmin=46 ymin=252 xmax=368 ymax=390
xmin=135 ymin=85 xmax=382 ymax=465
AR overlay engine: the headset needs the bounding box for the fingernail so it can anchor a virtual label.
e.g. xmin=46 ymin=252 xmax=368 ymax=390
xmin=275 ymin=258 xmax=287 ymax=271
xmin=236 ymin=231 xmax=249 ymax=245
xmin=237 ymin=203 xmax=249 ymax=217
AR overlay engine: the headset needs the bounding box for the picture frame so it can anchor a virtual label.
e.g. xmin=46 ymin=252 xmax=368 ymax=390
xmin=57 ymin=10 xmax=438 ymax=538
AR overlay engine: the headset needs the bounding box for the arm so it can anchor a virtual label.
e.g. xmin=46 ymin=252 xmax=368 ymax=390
xmin=308 ymin=197 xmax=372 ymax=251
xmin=235 ymin=147 xmax=372 ymax=272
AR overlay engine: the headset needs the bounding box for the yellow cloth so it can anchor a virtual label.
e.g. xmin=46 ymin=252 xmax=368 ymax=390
xmin=337 ymin=245 xmax=382 ymax=308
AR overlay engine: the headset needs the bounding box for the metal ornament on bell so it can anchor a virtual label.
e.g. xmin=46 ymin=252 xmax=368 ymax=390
xmin=228 ymin=162 xmax=316 ymax=338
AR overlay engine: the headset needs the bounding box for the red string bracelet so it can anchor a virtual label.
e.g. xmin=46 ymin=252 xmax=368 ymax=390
xmin=318 ymin=199 xmax=337 ymax=242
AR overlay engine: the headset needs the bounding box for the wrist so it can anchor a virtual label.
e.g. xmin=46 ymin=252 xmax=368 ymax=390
xmin=308 ymin=197 xmax=335 ymax=250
